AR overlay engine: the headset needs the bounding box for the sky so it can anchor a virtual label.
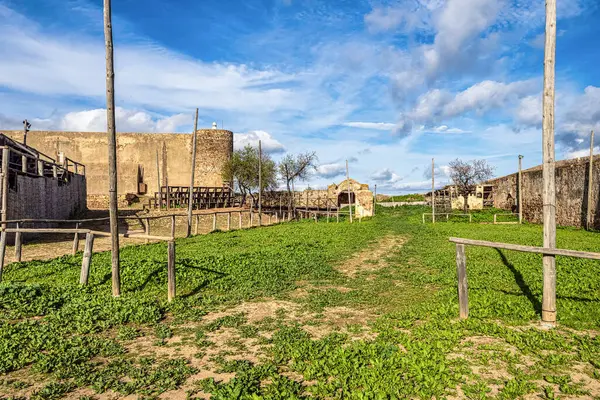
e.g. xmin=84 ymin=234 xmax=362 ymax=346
xmin=1 ymin=0 xmax=599 ymax=193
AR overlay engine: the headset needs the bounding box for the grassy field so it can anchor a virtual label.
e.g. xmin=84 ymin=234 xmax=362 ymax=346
xmin=1 ymin=207 xmax=600 ymax=399
xmin=381 ymin=193 xmax=425 ymax=202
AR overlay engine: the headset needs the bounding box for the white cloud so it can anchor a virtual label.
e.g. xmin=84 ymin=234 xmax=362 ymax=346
xmin=371 ymin=168 xmax=403 ymax=183
xmin=565 ymin=146 xmax=599 ymax=159
xmin=234 ymin=130 xmax=285 ymax=153
xmin=514 ymin=95 xmax=542 ymax=127
xmin=6 ymin=107 xmax=192 ymax=132
xmin=443 ymin=80 xmax=538 ymax=117
xmin=316 ymin=163 xmax=346 ymax=179
xmin=364 ymin=1 xmax=434 ymax=34
xmin=429 ymin=125 xmax=470 ymax=134
xmin=342 ymin=122 xmax=395 ymax=131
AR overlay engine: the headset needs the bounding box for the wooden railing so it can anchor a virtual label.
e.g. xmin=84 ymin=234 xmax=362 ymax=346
xmin=0 ymin=207 xmax=355 ymax=300
xmin=423 ymin=213 xmax=472 ymax=223
xmin=0 ymin=145 xmax=86 ymax=181
xmin=449 ymin=237 xmax=600 ymax=320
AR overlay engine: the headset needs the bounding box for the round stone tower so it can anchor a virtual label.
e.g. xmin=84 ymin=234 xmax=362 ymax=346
xmin=194 ymin=128 xmax=234 ymax=187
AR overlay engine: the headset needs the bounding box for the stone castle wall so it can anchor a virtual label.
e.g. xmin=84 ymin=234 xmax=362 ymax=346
xmin=489 ymin=155 xmax=600 ymax=228
xmin=2 ymin=129 xmax=233 ymax=198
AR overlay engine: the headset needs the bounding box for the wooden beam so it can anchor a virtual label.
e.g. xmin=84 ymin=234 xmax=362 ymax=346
xmin=346 ymin=160 xmax=352 ymax=223
xmin=72 ymin=223 xmax=80 ymax=255
xmin=14 ymin=222 xmax=22 ymax=262
xmin=518 ymin=155 xmax=523 ymax=224
xmin=449 ymin=237 xmax=600 ymax=260
xmin=587 ymin=130 xmax=594 ymax=230
xmin=258 ymin=140 xmax=262 ymax=227
xmin=80 ymin=233 xmax=95 ymax=285
xmin=104 ymin=0 xmax=121 ymax=297
xmin=541 ymin=0 xmax=557 ymax=325
xmin=187 ymin=108 xmax=199 ymax=237
xmin=432 ymin=158 xmax=435 ymax=224
xmin=455 ymin=243 xmax=468 ymax=319
xmin=167 ymin=241 xmax=176 ymax=302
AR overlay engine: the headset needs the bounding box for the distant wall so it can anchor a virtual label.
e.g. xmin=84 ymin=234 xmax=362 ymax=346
xmin=2 ymin=129 xmax=233 ymax=198
xmin=489 ymin=155 xmax=600 ymax=228
xmin=5 ymin=173 xmax=86 ymax=221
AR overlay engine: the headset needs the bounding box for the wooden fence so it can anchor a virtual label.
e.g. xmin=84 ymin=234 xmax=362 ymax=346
xmin=449 ymin=237 xmax=600 ymax=320
xmin=422 ymin=213 xmax=473 ymax=223
xmin=0 ymin=207 xmax=354 ymax=301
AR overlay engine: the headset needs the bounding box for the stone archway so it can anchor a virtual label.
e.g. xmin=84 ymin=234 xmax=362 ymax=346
xmin=337 ymin=191 xmax=355 ymax=207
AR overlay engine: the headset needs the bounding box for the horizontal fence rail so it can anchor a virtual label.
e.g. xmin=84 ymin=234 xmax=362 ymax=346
xmin=449 ymin=237 xmax=600 ymax=320
xmin=423 ymin=213 xmax=472 ymax=223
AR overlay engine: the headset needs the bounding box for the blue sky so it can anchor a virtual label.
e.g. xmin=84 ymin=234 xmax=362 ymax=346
xmin=1 ymin=0 xmax=599 ymax=193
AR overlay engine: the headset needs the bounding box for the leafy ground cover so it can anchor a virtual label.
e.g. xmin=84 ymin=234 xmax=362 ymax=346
xmin=381 ymin=194 xmax=425 ymax=202
xmin=1 ymin=207 xmax=600 ymax=399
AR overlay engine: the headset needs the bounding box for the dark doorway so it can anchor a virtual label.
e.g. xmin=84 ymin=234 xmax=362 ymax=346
xmin=338 ymin=192 xmax=355 ymax=207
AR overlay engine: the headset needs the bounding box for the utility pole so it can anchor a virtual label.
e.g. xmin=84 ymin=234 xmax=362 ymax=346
xmin=346 ymin=160 xmax=353 ymax=223
xmin=104 ymin=0 xmax=120 ymax=297
xmin=518 ymin=155 xmax=523 ymax=224
xmin=22 ymin=120 xmax=31 ymax=146
xmin=541 ymin=0 xmax=557 ymax=327
xmin=258 ymin=140 xmax=262 ymax=226
xmin=587 ymin=131 xmax=594 ymax=230
xmin=187 ymin=109 xmax=199 ymax=237
xmin=432 ymin=158 xmax=435 ymax=224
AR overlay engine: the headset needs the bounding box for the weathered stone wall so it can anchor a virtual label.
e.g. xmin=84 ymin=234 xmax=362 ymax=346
xmin=489 ymin=155 xmax=600 ymax=228
xmin=6 ymin=173 xmax=87 ymax=220
xmin=2 ymin=129 xmax=233 ymax=198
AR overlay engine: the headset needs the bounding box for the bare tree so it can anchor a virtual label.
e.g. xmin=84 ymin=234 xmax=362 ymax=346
xmin=278 ymin=152 xmax=318 ymax=214
xmin=222 ymin=145 xmax=277 ymax=207
xmin=448 ymin=159 xmax=495 ymax=213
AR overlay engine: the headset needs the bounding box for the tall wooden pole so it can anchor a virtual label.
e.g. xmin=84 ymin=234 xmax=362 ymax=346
xmin=518 ymin=155 xmax=523 ymax=224
xmin=346 ymin=160 xmax=353 ymax=223
xmin=432 ymin=158 xmax=435 ymax=224
xmin=587 ymin=130 xmax=595 ymax=230
xmin=373 ymin=184 xmax=377 ymax=216
xmin=258 ymin=140 xmax=262 ymax=227
xmin=541 ymin=0 xmax=557 ymax=326
xmin=156 ymin=149 xmax=160 ymax=205
xmin=187 ymin=109 xmax=199 ymax=237
xmin=104 ymin=0 xmax=120 ymax=297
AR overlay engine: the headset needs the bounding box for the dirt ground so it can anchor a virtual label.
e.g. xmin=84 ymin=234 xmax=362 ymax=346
xmin=4 ymin=207 xmax=281 ymax=263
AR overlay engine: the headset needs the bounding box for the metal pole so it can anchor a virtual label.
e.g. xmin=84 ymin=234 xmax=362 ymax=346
xmin=104 ymin=0 xmax=120 ymax=297
xmin=346 ymin=160 xmax=353 ymax=223
xmin=518 ymin=155 xmax=523 ymax=224
xmin=187 ymin=108 xmax=199 ymax=237
xmin=541 ymin=0 xmax=557 ymax=326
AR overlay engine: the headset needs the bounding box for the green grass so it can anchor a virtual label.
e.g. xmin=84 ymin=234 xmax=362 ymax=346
xmin=381 ymin=193 xmax=425 ymax=202
xmin=1 ymin=206 xmax=600 ymax=398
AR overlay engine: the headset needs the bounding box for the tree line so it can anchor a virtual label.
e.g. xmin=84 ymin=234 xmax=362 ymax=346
xmin=222 ymin=145 xmax=318 ymax=212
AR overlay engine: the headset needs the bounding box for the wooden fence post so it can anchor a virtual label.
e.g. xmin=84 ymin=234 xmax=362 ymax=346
xmin=72 ymin=223 xmax=80 ymax=255
xmin=145 ymin=218 xmax=150 ymax=244
xmin=167 ymin=240 xmax=176 ymax=302
xmin=195 ymin=215 xmax=199 ymax=235
xmin=250 ymin=211 xmax=253 ymax=227
xmin=587 ymin=131 xmax=594 ymax=230
xmin=171 ymin=215 xmax=176 ymax=238
xmin=227 ymin=212 xmax=231 ymax=231
xmin=239 ymin=212 xmax=242 ymax=229
xmin=0 ymin=230 xmax=6 ymax=281
xmin=268 ymin=214 xmax=272 ymax=225
xmin=456 ymin=243 xmax=469 ymax=319
xmin=212 ymin=213 xmax=217 ymax=231
xmin=80 ymin=233 xmax=95 ymax=285
xmin=314 ymin=213 xmax=317 ymax=223
xmin=14 ymin=223 xmax=22 ymax=262
xmin=336 ymin=210 xmax=339 ymax=223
